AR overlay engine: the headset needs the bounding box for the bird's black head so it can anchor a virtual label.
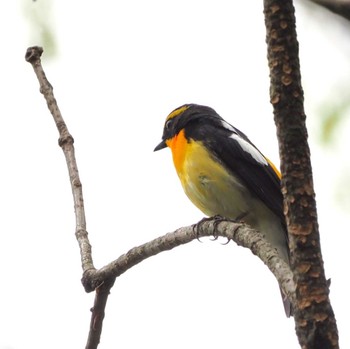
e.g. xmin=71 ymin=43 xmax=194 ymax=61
xmin=154 ymin=104 xmax=223 ymax=151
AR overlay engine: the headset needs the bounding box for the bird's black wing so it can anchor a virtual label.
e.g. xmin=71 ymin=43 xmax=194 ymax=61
xmin=201 ymin=124 xmax=285 ymax=225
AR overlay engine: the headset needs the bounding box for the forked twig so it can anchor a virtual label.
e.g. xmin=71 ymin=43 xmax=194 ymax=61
xmin=25 ymin=46 xmax=106 ymax=349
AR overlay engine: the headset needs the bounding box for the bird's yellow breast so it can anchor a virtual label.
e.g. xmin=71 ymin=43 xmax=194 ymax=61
xmin=164 ymin=128 xmax=289 ymax=264
xmin=166 ymin=131 xmax=249 ymax=218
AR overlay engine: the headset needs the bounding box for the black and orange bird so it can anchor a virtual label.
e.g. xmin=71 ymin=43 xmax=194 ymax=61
xmin=154 ymin=104 xmax=291 ymax=316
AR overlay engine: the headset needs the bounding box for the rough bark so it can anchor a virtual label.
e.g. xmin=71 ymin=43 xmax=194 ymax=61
xmin=263 ymin=1 xmax=339 ymax=348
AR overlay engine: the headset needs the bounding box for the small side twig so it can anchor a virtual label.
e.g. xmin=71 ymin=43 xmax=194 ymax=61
xmin=308 ymin=0 xmax=350 ymax=21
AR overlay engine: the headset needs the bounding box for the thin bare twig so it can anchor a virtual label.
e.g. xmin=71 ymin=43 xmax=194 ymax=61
xmin=25 ymin=46 xmax=94 ymax=273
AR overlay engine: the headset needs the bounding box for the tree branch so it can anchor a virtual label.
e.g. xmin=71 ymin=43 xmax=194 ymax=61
xmin=25 ymin=46 xmax=100 ymax=349
xmin=85 ymin=279 xmax=114 ymax=349
xmin=81 ymin=218 xmax=296 ymax=312
xmin=25 ymin=46 xmax=94 ymax=274
xmin=263 ymin=1 xmax=339 ymax=348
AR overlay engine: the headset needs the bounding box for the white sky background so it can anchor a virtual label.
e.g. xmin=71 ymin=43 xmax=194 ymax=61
xmin=1 ymin=1 xmax=349 ymax=348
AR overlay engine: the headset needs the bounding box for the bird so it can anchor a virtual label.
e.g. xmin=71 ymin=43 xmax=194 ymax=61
xmin=154 ymin=103 xmax=291 ymax=316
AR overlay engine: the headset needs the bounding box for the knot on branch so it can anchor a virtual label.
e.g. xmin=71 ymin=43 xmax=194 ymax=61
xmin=58 ymin=134 xmax=74 ymax=147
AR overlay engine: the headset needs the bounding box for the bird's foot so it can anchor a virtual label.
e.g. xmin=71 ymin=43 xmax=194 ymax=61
xmin=194 ymin=215 xmax=233 ymax=243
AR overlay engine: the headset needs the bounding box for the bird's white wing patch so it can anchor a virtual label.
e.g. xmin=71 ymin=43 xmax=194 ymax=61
xmin=221 ymin=120 xmax=236 ymax=132
xmin=230 ymin=133 xmax=268 ymax=166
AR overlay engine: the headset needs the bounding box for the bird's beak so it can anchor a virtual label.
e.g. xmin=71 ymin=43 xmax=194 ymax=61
xmin=154 ymin=139 xmax=167 ymax=151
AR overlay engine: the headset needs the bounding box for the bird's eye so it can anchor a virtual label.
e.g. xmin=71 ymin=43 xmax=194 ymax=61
xmin=165 ymin=119 xmax=173 ymax=130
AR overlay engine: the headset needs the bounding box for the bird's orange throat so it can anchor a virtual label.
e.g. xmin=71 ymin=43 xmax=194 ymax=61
xmin=166 ymin=129 xmax=188 ymax=175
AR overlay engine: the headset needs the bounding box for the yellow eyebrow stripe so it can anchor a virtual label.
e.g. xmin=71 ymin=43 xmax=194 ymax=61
xmin=166 ymin=105 xmax=189 ymax=121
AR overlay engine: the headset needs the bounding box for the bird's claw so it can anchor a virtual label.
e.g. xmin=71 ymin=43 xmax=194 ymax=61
xmin=194 ymin=215 xmax=233 ymax=243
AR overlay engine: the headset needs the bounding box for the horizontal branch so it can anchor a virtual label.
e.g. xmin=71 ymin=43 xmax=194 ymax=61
xmin=82 ymin=218 xmax=296 ymax=308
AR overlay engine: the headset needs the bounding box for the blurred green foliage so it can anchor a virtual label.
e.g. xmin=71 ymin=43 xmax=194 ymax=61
xmin=316 ymin=86 xmax=350 ymax=213
xmin=21 ymin=0 xmax=57 ymax=59
xmin=318 ymin=99 xmax=350 ymax=144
